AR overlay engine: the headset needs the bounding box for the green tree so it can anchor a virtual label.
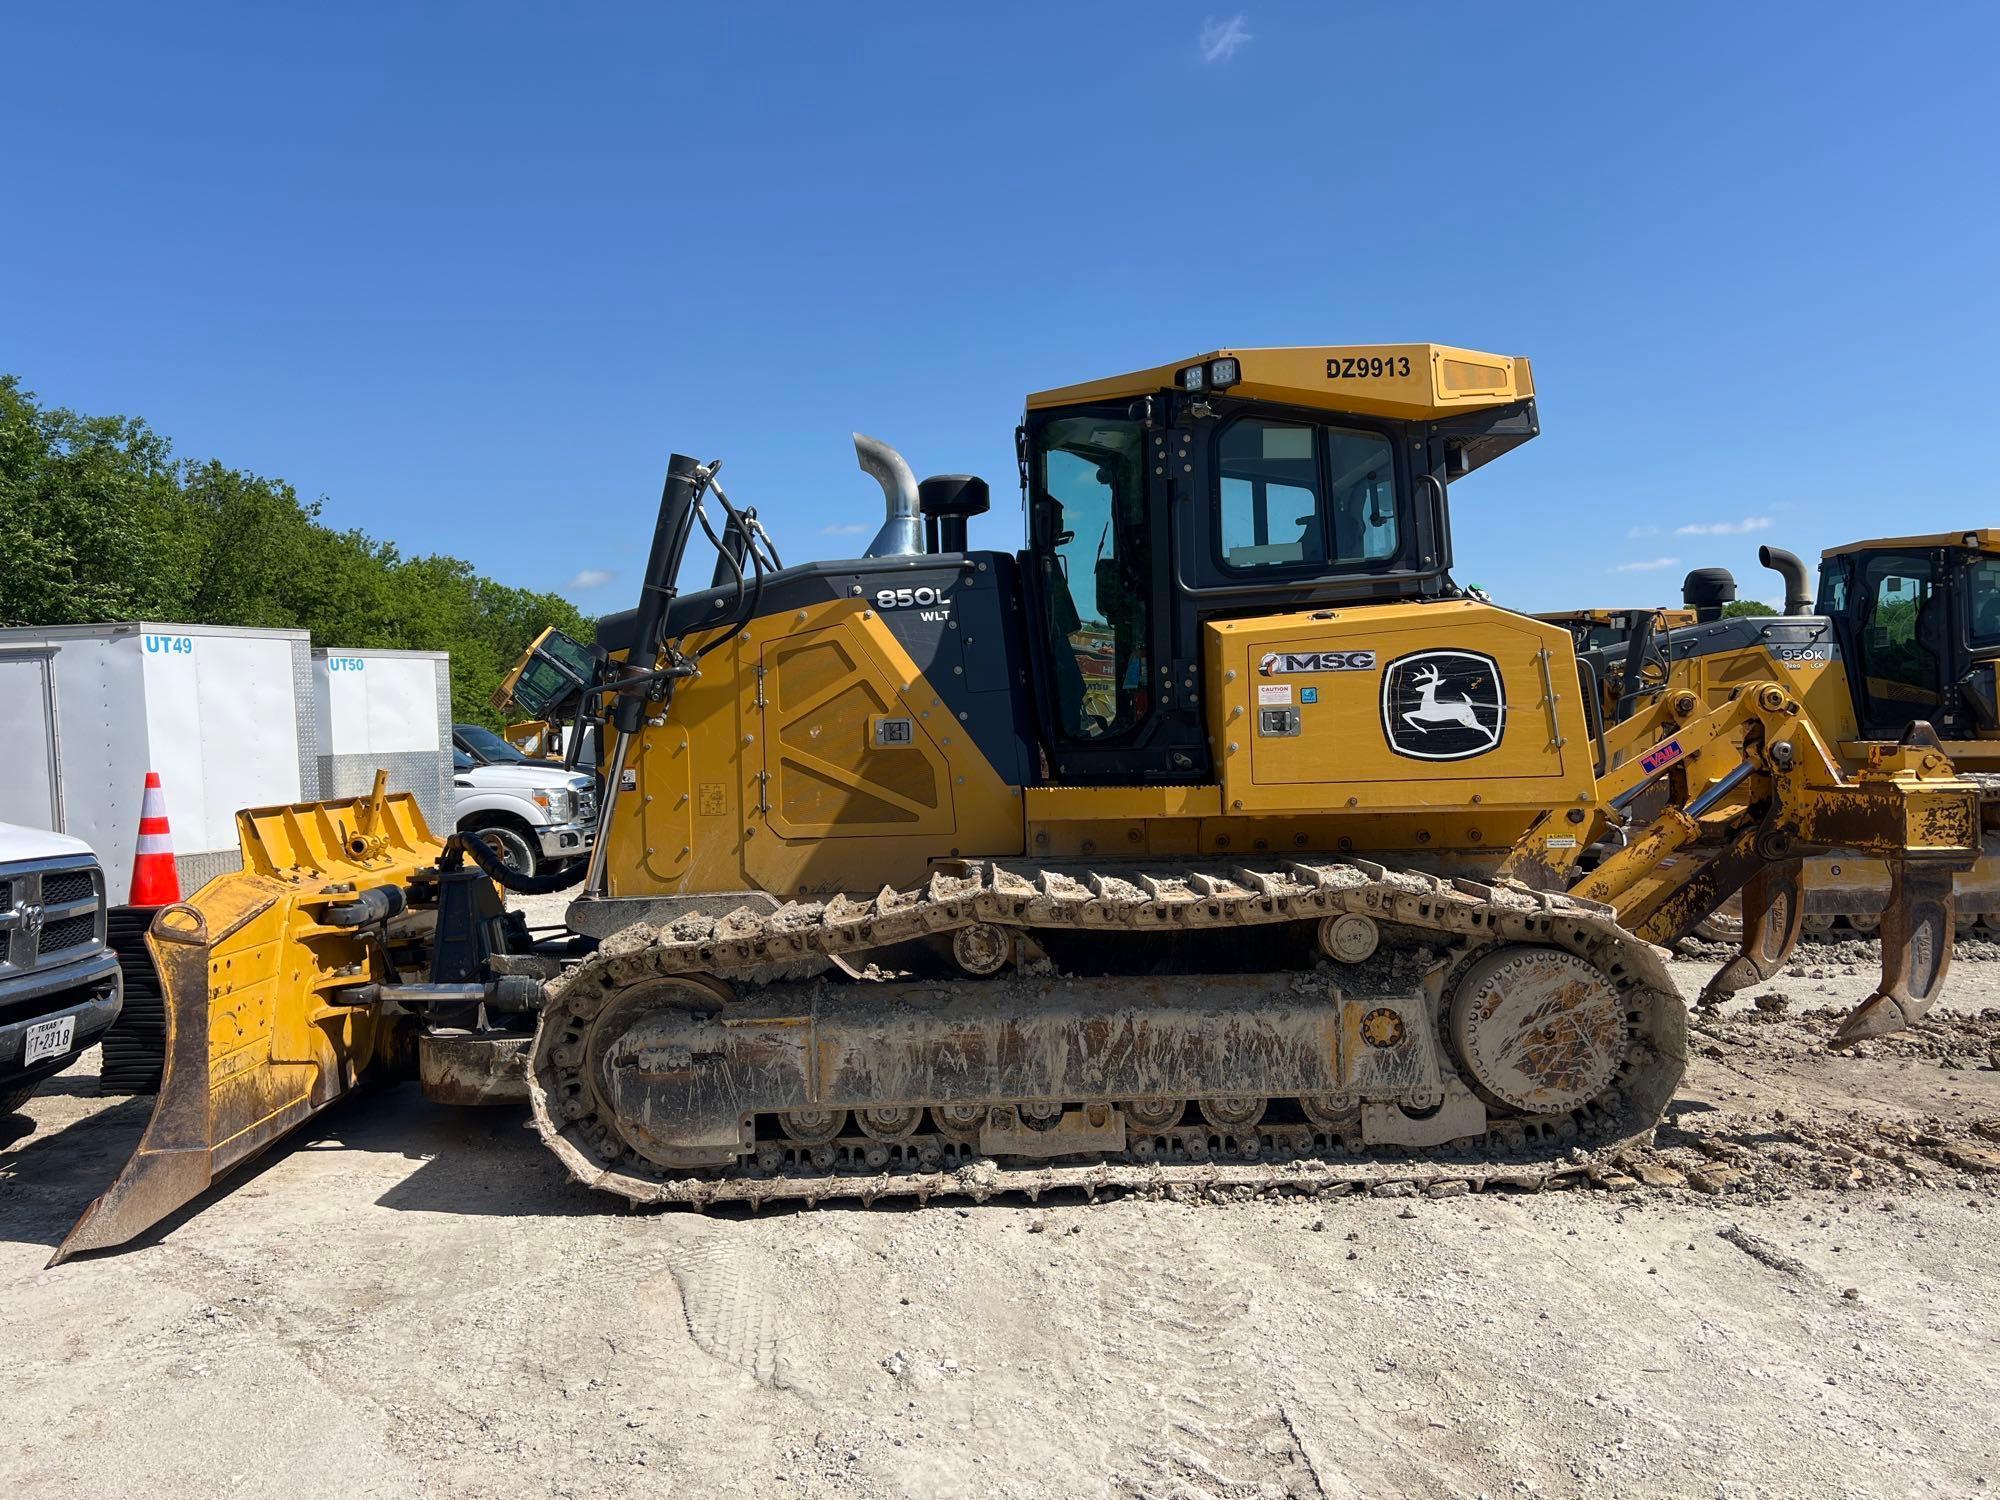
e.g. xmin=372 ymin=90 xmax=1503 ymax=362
xmin=1722 ymin=599 xmax=1778 ymax=618
xmin=0 ymin=376 xmax=589 ymax=727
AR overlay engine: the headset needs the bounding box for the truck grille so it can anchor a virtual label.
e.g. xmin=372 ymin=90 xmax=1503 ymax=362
xmin=577 ymin=786 xmax=598 ymax=824
xmin=38 ymin=913 xmax=96 ymax=958
xmin=2 ymin=860 xmax=104 ymax=973
xmin=41 ymin=869 xmax=97 ymax=905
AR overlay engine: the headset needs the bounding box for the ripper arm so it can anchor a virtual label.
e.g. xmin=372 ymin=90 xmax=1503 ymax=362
xmin=1567 ymin=684 xmax=1978 ymax=1042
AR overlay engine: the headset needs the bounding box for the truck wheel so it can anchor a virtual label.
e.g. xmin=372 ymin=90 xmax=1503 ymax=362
xmin=0 ymin=1081 xmax=37 ymax=1117
xmin=467 ymin=823 xmax=539 ymax=879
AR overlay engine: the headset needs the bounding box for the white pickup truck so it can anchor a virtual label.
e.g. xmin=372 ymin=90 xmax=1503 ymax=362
xmin=451 ymin=724 xmax=597 ymax=882
xmin=0 ymin=822 xmax=122 ymax=1114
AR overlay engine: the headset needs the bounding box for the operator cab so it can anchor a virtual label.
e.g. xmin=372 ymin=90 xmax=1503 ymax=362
xmin=1018 ymin=344 xmax=1539 ymax=783
xmin=1817 ymin=530 xmax=2000 ymax=741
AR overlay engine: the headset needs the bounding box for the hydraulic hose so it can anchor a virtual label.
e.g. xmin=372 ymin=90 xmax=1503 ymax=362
xmin=456 ymin=830 xmax=584 ymax=896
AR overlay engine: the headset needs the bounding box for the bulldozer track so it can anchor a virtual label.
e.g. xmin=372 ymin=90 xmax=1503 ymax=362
xmin=529 ymin=857 xmax=1688 ymax=1209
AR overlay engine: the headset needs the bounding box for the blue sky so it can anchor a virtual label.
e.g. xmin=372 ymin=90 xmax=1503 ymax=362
xmin=7 ymin=3 xmax=1995 ymax=616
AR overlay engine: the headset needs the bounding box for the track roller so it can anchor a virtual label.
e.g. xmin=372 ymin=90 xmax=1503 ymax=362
xmin=1200 ymin=1097 xmax=1268 ymax=1130
xmin=781 ymin=1109 xmax=847 ymax=1145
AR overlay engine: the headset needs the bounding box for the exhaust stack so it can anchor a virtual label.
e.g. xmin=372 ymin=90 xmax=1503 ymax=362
xmin=1759 ymin=545 xmax=1814 ymax=616
xmin=856 ymin=433 xmax=924 ymax=558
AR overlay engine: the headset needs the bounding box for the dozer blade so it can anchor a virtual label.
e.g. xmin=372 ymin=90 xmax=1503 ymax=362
xmin=51 ymin=781 xmax=441 ymax=1266
xmin=1832 ymin=861 xmax=1956 ymax=1046
xmin=1697 ymin=858 xmax=1805 ymax=1010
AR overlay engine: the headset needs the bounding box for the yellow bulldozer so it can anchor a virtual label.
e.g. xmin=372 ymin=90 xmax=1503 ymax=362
xmin=1564 ymin=533 xmax=2000 ymax=950
xmin=52 ymin=344 xmax=1982 ymax=1264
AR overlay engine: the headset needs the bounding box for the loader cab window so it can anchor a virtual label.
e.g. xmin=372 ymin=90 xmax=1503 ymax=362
xmin=1035 ymin=415 xmax=1151 ymax=742
xmin=1215 ymin=418 xmax=1399 ymax=574
xmin=1854 ymin=554 xmax=1942 ymax=713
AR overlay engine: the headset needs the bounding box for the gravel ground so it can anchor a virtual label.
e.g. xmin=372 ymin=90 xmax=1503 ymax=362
xmin=3 ymin=933 xmax=1998 ymax=1500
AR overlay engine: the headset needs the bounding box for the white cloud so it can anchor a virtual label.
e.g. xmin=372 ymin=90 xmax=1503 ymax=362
xmin=567 ymin=567 xmax=614 ymax=589
xmin=1628 ymin=524 xmax=1660 ymax=539
xmin=1199 ymin=14 xmax=1251 ymax=63
xmin=1674 ymin=516 xmax=1773 ymax=536
xmin=1613 ymin=556 xmax=1681 ymax=573
xmin=819 ymin=521 xmax=870 ymax=536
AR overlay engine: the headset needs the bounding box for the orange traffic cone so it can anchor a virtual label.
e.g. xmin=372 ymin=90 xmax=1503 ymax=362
xmin=129 ymin=771 xmax=182 ymax=905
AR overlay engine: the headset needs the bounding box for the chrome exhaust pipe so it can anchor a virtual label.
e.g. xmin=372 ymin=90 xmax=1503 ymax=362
xmin=856 ymin=433 xmax=924 ymax=558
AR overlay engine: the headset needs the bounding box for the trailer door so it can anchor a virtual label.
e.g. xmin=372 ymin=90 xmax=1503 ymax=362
xmin=0 ymin=648 xmax=62 ymax=829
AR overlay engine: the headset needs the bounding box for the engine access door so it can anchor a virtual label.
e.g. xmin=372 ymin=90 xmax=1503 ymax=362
xmin=758 ymin=621 xmax=956 ymax=840
xmin=1211 ymin=601 xmax=1592 ymax=815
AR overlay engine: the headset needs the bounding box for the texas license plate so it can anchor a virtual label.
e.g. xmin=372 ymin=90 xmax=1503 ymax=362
xmin=23 ymin=1014 xmax=75 ymax=1067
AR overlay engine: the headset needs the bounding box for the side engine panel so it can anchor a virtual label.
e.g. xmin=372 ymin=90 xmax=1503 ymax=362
xmin=608 ymin=557 xmax=1031 ymax=904
xmin=1206 ymin=600 xmax=1598 ymax=844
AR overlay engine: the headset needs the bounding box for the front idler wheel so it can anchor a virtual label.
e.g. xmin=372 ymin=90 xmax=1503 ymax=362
xmin=1448 ymin=947 xmax=1626 ymax=1117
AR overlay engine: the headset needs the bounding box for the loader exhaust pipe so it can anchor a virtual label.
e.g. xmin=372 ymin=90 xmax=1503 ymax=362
xmin=1759 ymin=545 xmax=1814 ymax=616
xmin=856 ymin=433 xmax=924 ymax=558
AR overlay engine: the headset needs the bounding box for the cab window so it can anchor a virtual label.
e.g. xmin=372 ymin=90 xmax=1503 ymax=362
xmin=1856 ymin=554 xmax=1941 ymax=709
xmin=1968 ymin=556 xmax=2000 ymax=648
xmin=1327 ymin=428 xmax=1399 ymax=562
xmin=1219 ymin=419 xmax=1321 ymax=569
xmin=1037 ymin=416 xmax=1150 ymax=742
xmin=1215 ymin=418 xmax=1397 ymax=573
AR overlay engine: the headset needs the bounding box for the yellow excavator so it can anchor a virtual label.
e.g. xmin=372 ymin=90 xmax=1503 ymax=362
xmin=52 ymin=345 xmax=1981 ymax=1263
xmin=1568 ymin=534 xmax=2000 ymax=945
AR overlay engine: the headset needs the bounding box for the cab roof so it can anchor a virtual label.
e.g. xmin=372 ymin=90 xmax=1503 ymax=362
xmin=1025 ymin=343 xmax=1534 ymax=421
xmin=1825 ymin=529 xmax=2000 ymax=558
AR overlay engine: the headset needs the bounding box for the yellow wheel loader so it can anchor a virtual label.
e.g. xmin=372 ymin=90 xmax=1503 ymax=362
xmin=52 ymin=345 xmax=1980 ymax=1264
xmin=1537 ymin=606 xmax=1695 ymax=655
xmin=1574 ymin=534 xmax=2000 ymax=955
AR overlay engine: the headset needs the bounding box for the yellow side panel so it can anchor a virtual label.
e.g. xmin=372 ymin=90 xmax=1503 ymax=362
xmin=637 ymin=722 xmax=694 ymax=883
xmin=1209 ymin=602 xmax=1590 ymax=816
xmin=602 ymin=601 xmax=1026 ymax=902
xmin=1025 ymin=784 xmax=1225 ymax=822
xmin=761 ymin=626 xmax=955 ymax=839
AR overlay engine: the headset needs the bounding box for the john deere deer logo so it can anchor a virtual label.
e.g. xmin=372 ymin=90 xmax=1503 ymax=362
xmin=1382 ymin=650 xmax=1505 ymax=761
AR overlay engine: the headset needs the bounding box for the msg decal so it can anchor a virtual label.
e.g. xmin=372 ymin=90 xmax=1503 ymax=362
xmin=1258 ymin=650 xmax=1376 ymax=675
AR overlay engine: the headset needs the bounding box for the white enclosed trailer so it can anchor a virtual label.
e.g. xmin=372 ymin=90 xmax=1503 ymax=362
xmin=311 ymin=646 xmax=456 ymax=835
xmin=0 ymin=622 xmax=318 ymax=901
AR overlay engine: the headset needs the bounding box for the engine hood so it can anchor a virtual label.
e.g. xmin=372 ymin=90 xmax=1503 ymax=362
xmin=0 ymin=820 xmax=99 ymax=865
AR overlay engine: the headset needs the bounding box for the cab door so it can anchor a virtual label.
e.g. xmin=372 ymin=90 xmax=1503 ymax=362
xmin=1847 ymin=550 xmax=1951 ymax=736
xmin=1022 ymin=408 xmax=1183 ymax=783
